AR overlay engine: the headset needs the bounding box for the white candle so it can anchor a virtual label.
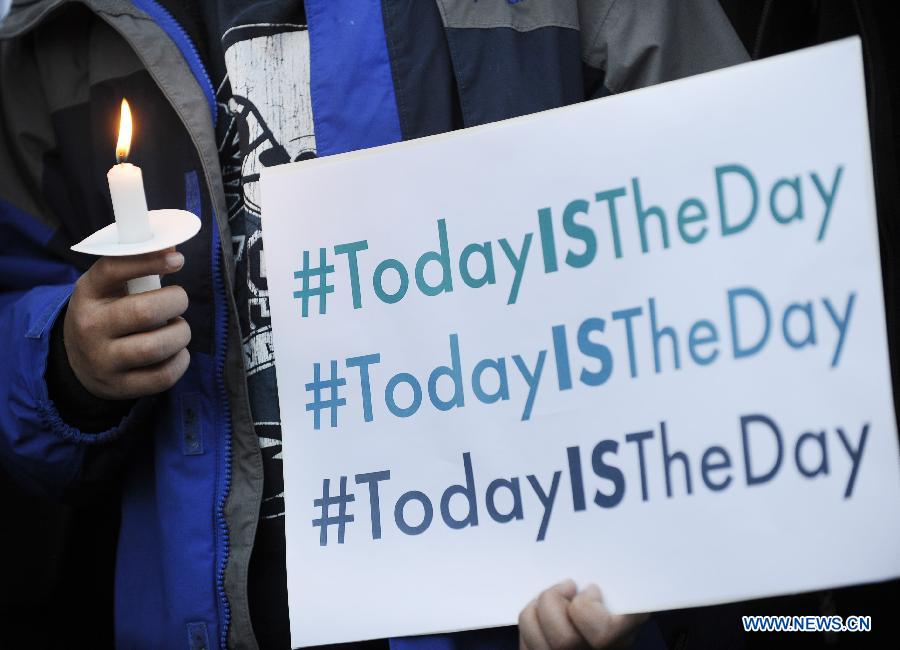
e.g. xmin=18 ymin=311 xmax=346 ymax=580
xmin=107 ymin=162 xmax=152 ymax=243
xmin=108 ymin=99 xmax=160 ymax=294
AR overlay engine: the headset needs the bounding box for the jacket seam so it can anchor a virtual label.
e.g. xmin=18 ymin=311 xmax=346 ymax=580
xmin=433 ymin=0 xmax=578 ymax=33
xmin=586 ymin=0 xmax=624 ymax=92
xmin=380 ymin=0 xmax=408 ymax=141
xmin=446 ymin=19 xmax=579 ymax=32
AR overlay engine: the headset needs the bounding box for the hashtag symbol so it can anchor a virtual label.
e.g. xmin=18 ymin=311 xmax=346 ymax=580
xmin=312 ymin=476 xmax=355 ymax=546
xmin=293 ymin=248 xmax=335 ymax=317
xmin=305 ymin=360 xmax=347 ymax=429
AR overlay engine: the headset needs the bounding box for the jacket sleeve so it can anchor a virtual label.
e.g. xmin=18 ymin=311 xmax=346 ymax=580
xmin=579 ymin=0 xmax=750 ymax=96
xmin=0 ymin=30 xmax=150 ymax=501
xmin=0 ymin=203 xmax=155 ymax=502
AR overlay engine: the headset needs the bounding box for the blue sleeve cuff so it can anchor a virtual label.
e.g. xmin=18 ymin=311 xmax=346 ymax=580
xmin=36 ymin=394 xmax=141 ymax=445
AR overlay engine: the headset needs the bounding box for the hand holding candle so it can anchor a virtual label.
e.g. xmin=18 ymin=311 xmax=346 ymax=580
xmin=64 ymin=98 xmax=202 ymax=398
xmin=61 ymin=250 xmax=192 ymax=399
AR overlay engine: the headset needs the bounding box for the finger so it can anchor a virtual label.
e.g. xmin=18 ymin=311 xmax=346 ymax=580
xmin=118 ymin=348 xmax=190 ymax=398
xmin=610 ymin=613 xmax=650 ymax=649
xmin=85 ymin=248 xmax=184 ymax=297
xmin=568 ymin=585 xmax=647 ymax=649
xmin=109 ymin=317 xmax=191 ymax=370
xmin=106 ymin=285 xmax=189 ymax=335
xmin=535 ymin=581 xmax=583 ymax=650
xmin=519 ymin=599 xmax=551 ymax=650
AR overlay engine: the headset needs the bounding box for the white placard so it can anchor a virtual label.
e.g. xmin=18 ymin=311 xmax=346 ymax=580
xmin=260 ymin=38 xmax=900 ymax=647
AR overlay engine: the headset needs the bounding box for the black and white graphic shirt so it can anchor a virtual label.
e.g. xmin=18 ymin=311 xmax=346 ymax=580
xmin=220 ymin=19 xmax=316 ymax=524
xmin=217 ymin=13 xmax=316 ymax=650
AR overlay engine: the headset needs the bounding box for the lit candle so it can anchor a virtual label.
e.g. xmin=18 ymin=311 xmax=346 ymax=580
xmin=107 ymin=99 xmax=160 ymax=293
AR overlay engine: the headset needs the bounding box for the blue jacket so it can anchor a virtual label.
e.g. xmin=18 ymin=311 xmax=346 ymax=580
xmin=0 ymin=1 xmax=747 ymax=648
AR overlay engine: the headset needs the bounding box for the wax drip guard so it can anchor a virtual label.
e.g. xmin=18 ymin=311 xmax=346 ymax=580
xmin=71 ymin=209 xmax=201 ymax=257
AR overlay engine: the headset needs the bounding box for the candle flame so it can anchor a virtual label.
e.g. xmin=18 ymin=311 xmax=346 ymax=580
xmin=116 ymin=98 xmax=133 ymax=163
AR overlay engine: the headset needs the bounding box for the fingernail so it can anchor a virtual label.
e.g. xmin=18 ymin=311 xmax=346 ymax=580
xmin=166 ymin=251 xmax=184 ymax=269
xmin=554 ymin=579 xmax=577 ymax=598
xmin=583 ymin=584 xmax=603 ymax=601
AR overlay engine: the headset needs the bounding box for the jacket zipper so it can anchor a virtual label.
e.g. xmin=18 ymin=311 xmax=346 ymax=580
xmin=129 ymin=1 xmax=232 ymax=647
xmin=211 ymin=224 xmax=234 ymax=650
